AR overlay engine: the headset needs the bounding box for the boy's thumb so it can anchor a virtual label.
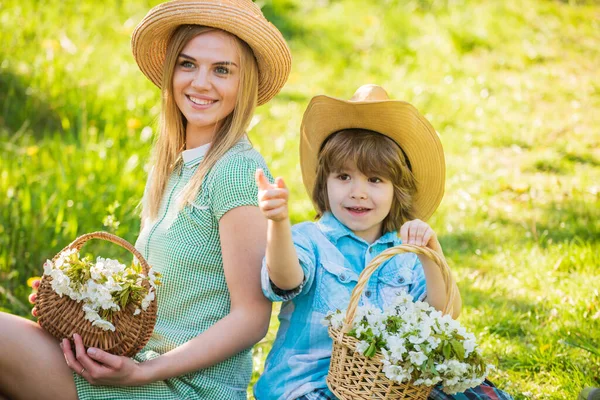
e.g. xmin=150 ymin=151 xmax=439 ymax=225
xmin=276 ymin=177 xmax=287 ymax=189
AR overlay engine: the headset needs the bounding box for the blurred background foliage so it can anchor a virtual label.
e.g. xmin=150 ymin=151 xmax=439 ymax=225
xmin=1 ymin=0 xmax=599 ymax=398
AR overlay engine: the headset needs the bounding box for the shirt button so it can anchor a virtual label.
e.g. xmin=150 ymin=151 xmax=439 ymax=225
xmin=398 ymin=277 xmax=405 ymax=284
xmin=369 ymin=247 xmax=374 ymax=253
xmin=339 ymin=273 xmax=347 ymax=282
xmin=365 ymin=290 xmax=372 ymax=298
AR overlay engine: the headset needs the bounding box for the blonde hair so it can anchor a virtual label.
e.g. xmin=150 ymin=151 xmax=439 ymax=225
xmin=144 ymin=25 xmax=259 ymax=219
xmin=312 ymin=129 xmax=417 ymax=233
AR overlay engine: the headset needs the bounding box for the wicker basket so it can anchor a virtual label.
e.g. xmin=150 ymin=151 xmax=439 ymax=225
xmin=326 ymin=244 xmax=457 ymax=400
xmin=36 ymin=232 xmax=157 ymax=357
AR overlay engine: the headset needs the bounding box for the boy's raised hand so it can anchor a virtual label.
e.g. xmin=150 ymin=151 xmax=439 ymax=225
xmin=255 ymin=169 xmax=289 ymax=222
xmin=400 ymin=219 xmax=443 ymax=254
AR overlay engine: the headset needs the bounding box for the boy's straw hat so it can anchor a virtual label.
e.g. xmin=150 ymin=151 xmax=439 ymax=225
xmin=131 ymin=0 xmax=291 ymax=105
xmin=300 ymin=84 xmax=445 ymax=221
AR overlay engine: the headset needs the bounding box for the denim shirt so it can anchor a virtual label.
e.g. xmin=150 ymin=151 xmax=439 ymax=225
xmin=254 ymin=212 xmax=427 ymax=400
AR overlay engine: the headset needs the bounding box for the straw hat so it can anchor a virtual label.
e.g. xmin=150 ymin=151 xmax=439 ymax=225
xmin=300 ymin=84 xmax=445 ymax=221
xmin=131 ymin=0 xmax=291 ymax=106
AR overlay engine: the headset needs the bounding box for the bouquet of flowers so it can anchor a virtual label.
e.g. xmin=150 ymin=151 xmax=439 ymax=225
xmin=43 ymin=248 xmax=161 ymax=332
xmin=326 ymin=293 xmax=491 ymax=395
xmin=36 ymin=232 xmax=159 ymax=356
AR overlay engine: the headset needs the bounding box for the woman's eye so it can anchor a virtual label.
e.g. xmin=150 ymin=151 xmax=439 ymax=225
xmin=180 ymin=61 xmax=194 ymax=68
xmin=215 ymin=66 xmax=230 ymax=75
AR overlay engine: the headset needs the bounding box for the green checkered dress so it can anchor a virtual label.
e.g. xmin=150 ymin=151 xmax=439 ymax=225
xmin=75 ymin=138 xmax=272 ymax=399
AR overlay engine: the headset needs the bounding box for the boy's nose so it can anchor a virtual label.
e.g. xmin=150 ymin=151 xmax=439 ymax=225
xmin=349 ymin=183 xmax=368 ymax=200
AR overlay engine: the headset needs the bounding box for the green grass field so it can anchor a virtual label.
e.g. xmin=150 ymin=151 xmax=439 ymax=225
xmin=1 ymin=0 xmax=599 ymax=398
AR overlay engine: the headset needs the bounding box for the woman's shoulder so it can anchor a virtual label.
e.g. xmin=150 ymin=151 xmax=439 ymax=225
xmin=213 ymin=138 xmax=268 ymax=172
xmin=202 ymin=139 xmax=270 ymax=207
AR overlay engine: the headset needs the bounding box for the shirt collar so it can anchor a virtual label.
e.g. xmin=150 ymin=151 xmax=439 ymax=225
xmin=317 ymin=211 xmax=400 ymax=247
xmin=181 ymin=142 xmax=211 ymax=168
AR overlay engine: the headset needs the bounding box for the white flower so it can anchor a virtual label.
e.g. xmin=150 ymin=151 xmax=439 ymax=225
xmin=147 ymin=269 xmax=160 ymax=288
xmin=141 ymin=289 xmax=155 ymax=310
xmin=82 ymin=304 xmax=101 ymax=322
xmin=408 ymin=333 xmax=427 ymax=345
xmin=325 ymin=287 xmax=491 ymax=394
xmin=43 ymin=260 xmax=54 ymax=275
xmin=382 ymin=363 xmax=412 ymax=383
xmin=92 ymin=319 xmax=116 ymax=332
xmin=356 ymin=341 xmax=370 ymax=354
xmin=43 ymin=250 xmax=159 ymax=332
xmin=463 ymin=338 xmax=476 ymax=358
xmin=324 ymin=312 xmax=345 ymax=329
xmin=408 ymin=350 xmax=427 ymax=366
xmin=385 ymin=336 xmax=407 ymax=362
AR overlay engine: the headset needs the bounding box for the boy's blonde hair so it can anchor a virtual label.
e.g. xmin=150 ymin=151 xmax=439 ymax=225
xmin=311 ymin=129 xmax=417 ymax=233
xmin=144 ymin=25 xmax=259 ymax=220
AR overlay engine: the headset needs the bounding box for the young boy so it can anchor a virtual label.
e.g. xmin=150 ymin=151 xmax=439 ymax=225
xmin=254 ymin=85 xmax=511 ymax=400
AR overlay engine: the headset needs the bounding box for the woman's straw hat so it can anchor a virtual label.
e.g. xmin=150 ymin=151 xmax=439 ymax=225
xmin=300 ymin=84 xmax=445 ymax=221
xmin=131 ymin=0 xmax=291 ymax=105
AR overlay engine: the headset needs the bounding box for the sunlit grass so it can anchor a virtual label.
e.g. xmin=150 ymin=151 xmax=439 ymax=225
xmin=1 ymin=0 xmax=599 ymax=399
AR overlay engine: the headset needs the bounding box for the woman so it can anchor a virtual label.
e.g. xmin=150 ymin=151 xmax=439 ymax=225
xmin=0 ymin=1 xmax=291 ymax=399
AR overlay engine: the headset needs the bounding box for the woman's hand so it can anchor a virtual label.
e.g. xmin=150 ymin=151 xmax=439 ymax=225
xmin=400 ymin=219 xmax=443 ymax=255
xmin=28 ymin=278 xmax=41 ymax=318
xmin=255 ymin=169 xmax=289 ymax=222
xmin=61 ymin=334 xmax=147 ymax=386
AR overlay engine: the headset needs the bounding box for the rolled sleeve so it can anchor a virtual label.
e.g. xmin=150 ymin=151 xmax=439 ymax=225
xmin=260 ymin=224 xmax=318 ymax=302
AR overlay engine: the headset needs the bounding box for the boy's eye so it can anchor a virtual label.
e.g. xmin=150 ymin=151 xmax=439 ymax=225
xmin=337 ymin=174 xmax=350 ymax=181
xmin=368 ymin=177 xmax=383 ymax=183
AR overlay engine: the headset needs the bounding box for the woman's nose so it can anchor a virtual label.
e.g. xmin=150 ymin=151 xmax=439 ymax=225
xmin=191 ymin=68 xmax=210 ymax=90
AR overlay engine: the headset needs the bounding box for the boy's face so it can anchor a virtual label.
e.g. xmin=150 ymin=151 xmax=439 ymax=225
xmin=326 ymin=163 xmax=394 ymax=244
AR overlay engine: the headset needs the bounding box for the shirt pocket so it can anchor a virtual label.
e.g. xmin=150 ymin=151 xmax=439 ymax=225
xmin=377 ymin=261 xmax=415 ymax=308
xmin=313 ymin=259 xmax=359 ymax=314
xmin=166 ymin=201 xmax=216 ymax=246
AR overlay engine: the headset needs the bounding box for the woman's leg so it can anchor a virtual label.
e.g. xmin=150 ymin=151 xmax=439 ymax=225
xmin=0 ymin=312 xmax=78 ymax=400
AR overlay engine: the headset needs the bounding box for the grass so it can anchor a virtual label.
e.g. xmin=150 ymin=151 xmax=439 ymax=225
xmin=1 ymin=0 xmax=599 ymax=398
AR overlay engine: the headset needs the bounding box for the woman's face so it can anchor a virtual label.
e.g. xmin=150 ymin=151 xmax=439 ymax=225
xmin=172 ymin=30 xmax=240 ymax=141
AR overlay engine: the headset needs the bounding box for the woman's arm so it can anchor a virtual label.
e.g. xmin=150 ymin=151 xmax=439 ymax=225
xmin=142 ymin=205 xmax=272 ymax=380
xmin=65 ymin=205 xmax=272 ymax=385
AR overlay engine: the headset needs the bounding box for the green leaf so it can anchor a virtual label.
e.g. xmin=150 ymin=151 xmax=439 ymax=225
xmin=443 ymin=341 xmax=451 ymax=359
xmin=365 ymin=341 xmax=377 ymax=358
xmin=451 ymin=339 xmax=465 ymax=359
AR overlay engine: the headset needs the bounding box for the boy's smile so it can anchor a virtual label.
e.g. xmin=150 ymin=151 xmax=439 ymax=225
xmin=327 ymin=164 xmax=394 ymax=244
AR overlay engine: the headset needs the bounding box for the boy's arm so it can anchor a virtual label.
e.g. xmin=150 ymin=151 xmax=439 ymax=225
xmin=401 ymin=219 xmax=462 ymax=318
xmin=419 ymin=244 xmax=462 ymax=318
xmin=265 ymin=219 xmax=304 ymax=290
xmin=256 ymin=169 xmax=304 ymax=290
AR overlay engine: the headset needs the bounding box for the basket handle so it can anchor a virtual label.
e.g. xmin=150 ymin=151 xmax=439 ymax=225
xmin=54 ymin=231 xmax=151 ymax=277
xmin=342 ymin=244 xmax=456 ymax=332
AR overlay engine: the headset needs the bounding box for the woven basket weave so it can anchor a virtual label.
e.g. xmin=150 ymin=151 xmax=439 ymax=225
xmin=36 ymin=232 xmax=157 ymax=357
xmin=327 ymin=244 xmax=457 ymax=400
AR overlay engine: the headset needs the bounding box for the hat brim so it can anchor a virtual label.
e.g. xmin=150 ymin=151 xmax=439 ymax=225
xmin=131 ymin=0 xmax=291 ymax=106
xmin=300 ymin=96 xmax=445 ymax=221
